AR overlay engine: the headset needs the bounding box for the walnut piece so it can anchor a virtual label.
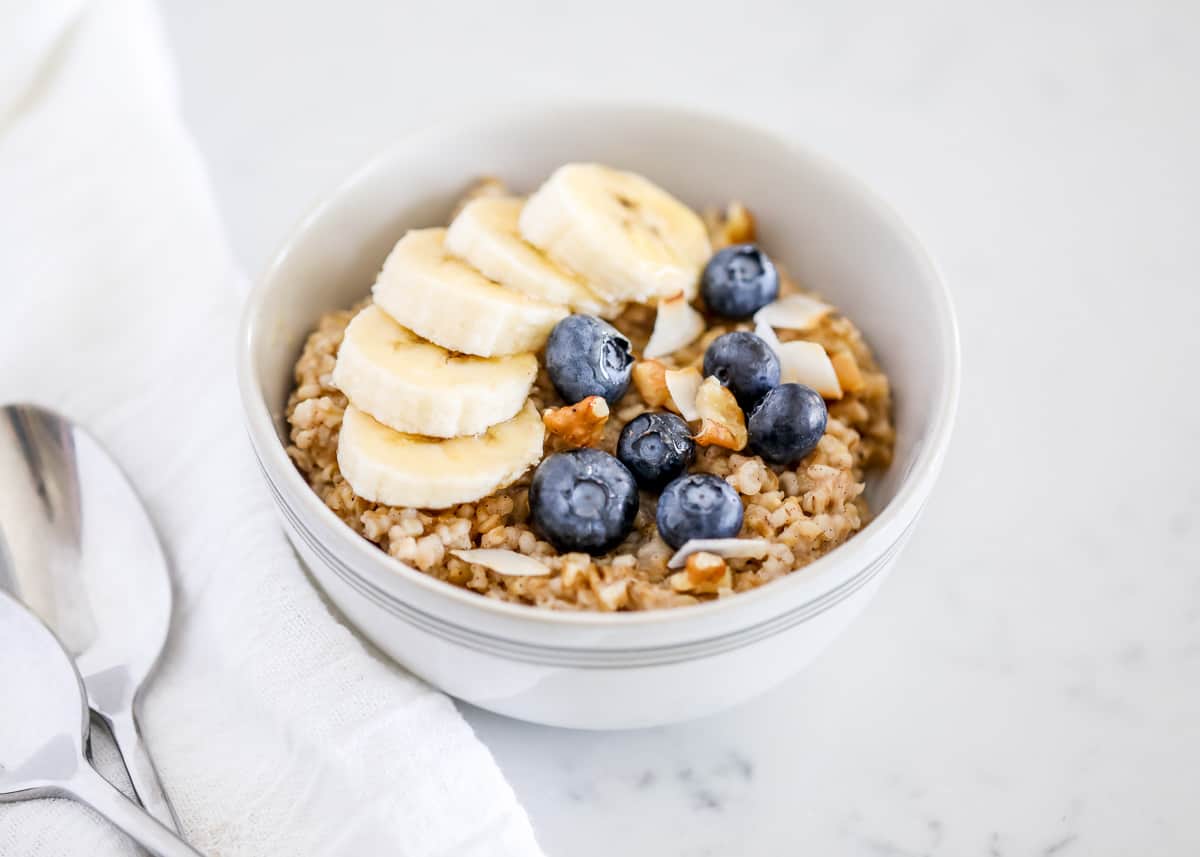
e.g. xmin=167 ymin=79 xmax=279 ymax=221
xmin=830 ymin=349 xmax=866 ymax=394
xmin=694 ymin=420 xmax=740 ymax=450
xmin=704 ymin=202 xmax=756 ymax=249
xmin=693 ymin=377 xmax=747 ymax=450
xmin=543 ymin=396 xmax=610 ymax=446
xmin=669 ymin=551 xmax=731 ymax=594
xmin=560 ymin=553 xmax=593 ymax=590
xmin=632 ymin=359 xmax=671 ymax=408
xmin=595 ymin=578 xmax=630 ymax=611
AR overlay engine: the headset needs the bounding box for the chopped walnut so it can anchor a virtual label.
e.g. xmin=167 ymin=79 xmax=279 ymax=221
xmin=543 ymin=396 xmax=610 ymax=447
xmin=632 ymin=359 xmax=671 ymax=408
xmin=694 ymin=420 xmax=740 ymax=450
xmin=704 ymin=202 xmax=756 ymax=249
xmin=830 ymin=349 xmax=866 ymax=394
xmin=669 ymin=551 xmax=731 ymax=594
xmin=693 ymin=377 xmax=747 ymax=450
xmin=595 ymin=578 xmax=630 ymax=611
xmin=560 ymin=553 xmax=593 ymax=590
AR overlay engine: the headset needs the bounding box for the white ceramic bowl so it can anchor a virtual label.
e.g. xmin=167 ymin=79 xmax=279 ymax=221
xmin=238 ymin=103 xmax=959 ymax=730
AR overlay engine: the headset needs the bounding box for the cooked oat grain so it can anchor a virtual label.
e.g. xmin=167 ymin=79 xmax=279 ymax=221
xmin=285 ymin=204 xmax=894 ymax=611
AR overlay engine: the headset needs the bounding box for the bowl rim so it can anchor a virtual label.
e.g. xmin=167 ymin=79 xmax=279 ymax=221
xmin=237 ymin=100 xmax=961 ymax=631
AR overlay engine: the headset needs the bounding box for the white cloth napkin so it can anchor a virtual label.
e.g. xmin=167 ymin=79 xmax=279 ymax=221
xmin=0 ymin=1 xmax=544 ymax=855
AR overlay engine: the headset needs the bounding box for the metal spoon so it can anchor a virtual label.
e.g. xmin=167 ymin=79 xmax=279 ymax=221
xmin=0 ymin=591 xmax=203 ymax=855
xmin=0 ymin=403 xmax=180 ymax=831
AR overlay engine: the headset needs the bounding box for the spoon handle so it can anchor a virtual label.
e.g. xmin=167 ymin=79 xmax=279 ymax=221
xmin=63 ymin=763 xmax=204 ymax=857
xmin=107 ymin=707 xmax=181 ymax=833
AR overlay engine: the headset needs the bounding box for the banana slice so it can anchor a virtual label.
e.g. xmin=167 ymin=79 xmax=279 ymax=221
xmin=332 ymin=305 xmax=537 ymax=438
xmin=519 ymin=163 xmax=711 ymax=304
xmin=372 ymin=228 xmax=568 ymax=357
xmin=444 ymin=196 xmax=619 ymax=317
xmin=338 ymin=401 xmax=545 ymax=509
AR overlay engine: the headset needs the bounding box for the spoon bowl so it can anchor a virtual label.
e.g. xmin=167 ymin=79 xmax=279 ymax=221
xmin=0 ymin=592 xmax=202 ymax=856
xmin=0 ymin=403 xmax=178 ymax=828
xmin=0 ymin=591 xmax=88 ymax=798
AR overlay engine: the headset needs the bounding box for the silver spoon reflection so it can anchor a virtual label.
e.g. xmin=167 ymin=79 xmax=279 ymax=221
xmin=0 ymin=403 xmax=179 ymax=831
xmin=0 ymin=592 xmax=202 ymax=855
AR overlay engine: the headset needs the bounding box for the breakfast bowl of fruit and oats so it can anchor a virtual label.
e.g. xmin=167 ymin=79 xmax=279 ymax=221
xmin=238 ymin=104 xmax=959 ymax=728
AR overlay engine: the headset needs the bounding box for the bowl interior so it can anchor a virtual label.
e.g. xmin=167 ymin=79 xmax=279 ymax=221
xmin=249 ymin=104 xmax=955 ymax=560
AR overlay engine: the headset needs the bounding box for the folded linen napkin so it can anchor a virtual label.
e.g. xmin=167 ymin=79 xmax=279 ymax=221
xmin=0 ymin=1 xmax=543 ymax=854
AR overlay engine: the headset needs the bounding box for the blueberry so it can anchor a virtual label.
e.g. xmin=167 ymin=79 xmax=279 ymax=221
xmin=544 ymin=315 xmax=634 ymax=405
xmin=703 ymin=331 xmax=781 ymax=408
xmin=748 ymin=383 xmax=828 ymax=465
xmin=700 ymin=244 xmax=780 ymax=319
xmin=529 ymin=448 xmax=639 ymax=555
xmin=616 ymin=412 xmax=696 ymax=491
xmin=656 ymin=473 xmax=744 ymax=549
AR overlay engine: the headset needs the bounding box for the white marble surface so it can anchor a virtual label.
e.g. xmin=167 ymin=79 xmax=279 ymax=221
xmin=161 ymin=1 xmax=1199 ymax=853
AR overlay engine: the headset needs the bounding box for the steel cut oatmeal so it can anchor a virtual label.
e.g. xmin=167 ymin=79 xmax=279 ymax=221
xmin=285 ymin=170 xmax=894 ymax=611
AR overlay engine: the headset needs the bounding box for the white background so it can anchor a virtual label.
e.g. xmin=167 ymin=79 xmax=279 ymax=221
xmin=161 ymin=1 xmax=1199 ymax=854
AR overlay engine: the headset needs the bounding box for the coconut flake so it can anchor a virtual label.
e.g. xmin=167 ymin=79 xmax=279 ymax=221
xmin=663 ymin=366 xmax=703 ymax=421
xmin=450 ymin=549 xmax=551 ymax=577
xmin=667 ymin=538 xmax=772 ymax=569
xmin=693 ymin=376 xmax=747 ymax=450
xmin=643 ymin=291 xmax=705 ymax=359
xmin=754 ymin=321 xmax=782 ymax=352
xmin=777 ymin=340 xmax=843 ymax=399
xmin=753 ymin=295 xmax=833 ymax=332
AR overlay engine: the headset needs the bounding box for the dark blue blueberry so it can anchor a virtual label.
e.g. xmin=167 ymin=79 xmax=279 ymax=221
xmin=529 ymin=448 xmax=639 ymax=555
xmin=748 ymin=383 xmax=828 ymax=465
xmin=656 ymin=473 xmax=744 ymax=549
xmin=702 ymin=331 xmax=781 ymax=408
xmin=544 ymin=315 xmax=634 ymax=405
xmin=700 ymin=244 xmax=779 ymax=319
xmin=616 ymin=412 xmax=696 ymax=491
